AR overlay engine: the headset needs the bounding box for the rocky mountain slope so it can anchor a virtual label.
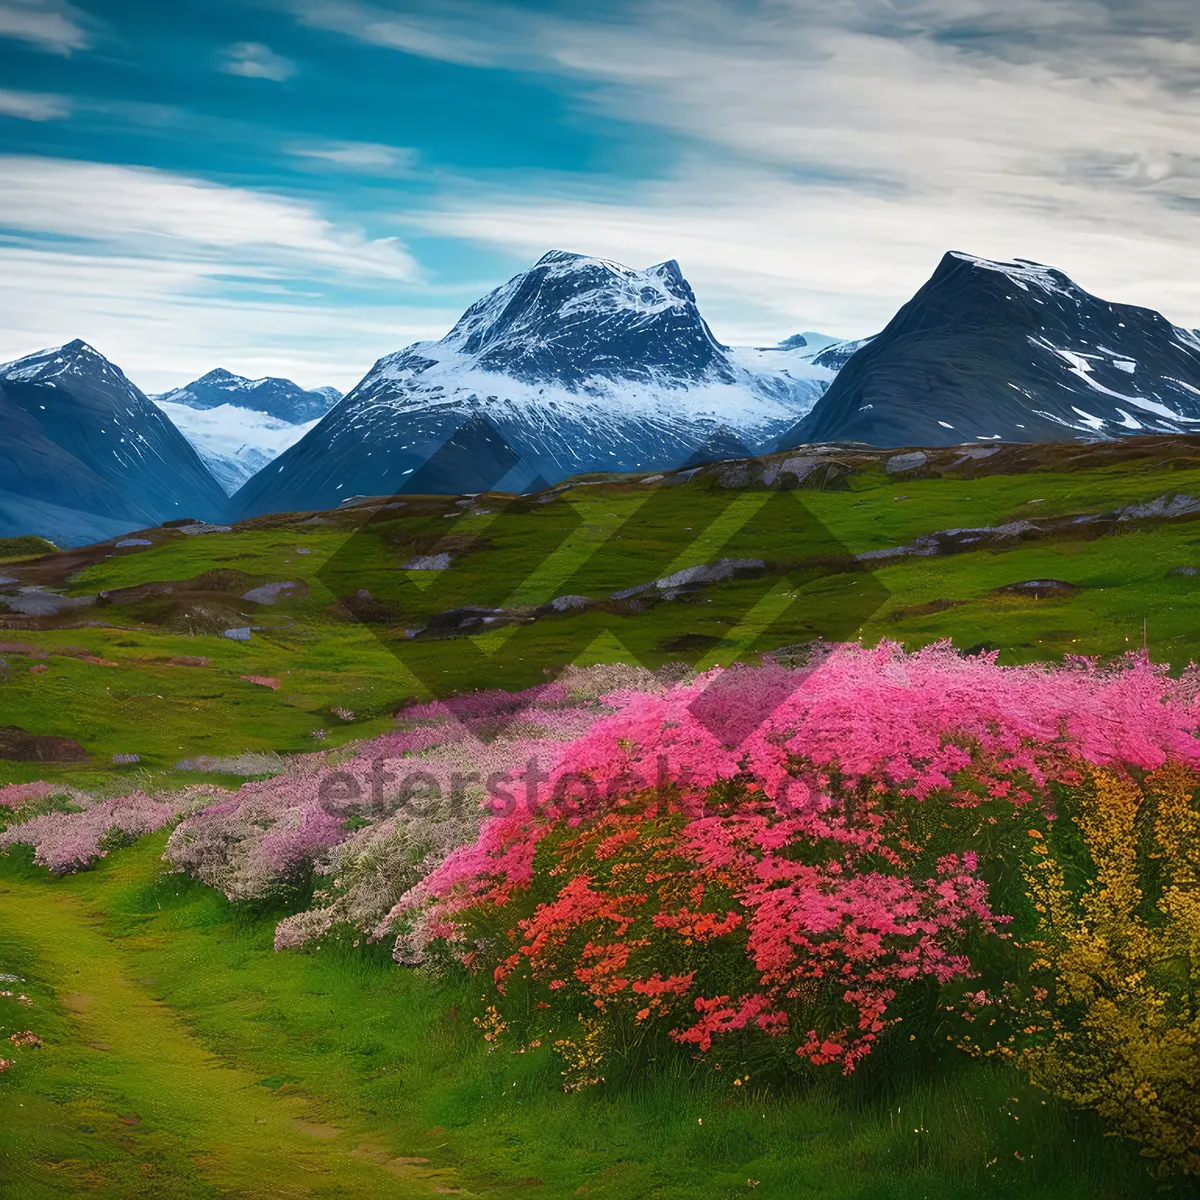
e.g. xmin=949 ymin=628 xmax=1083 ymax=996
xmin=0 ymin=341 xmax=228 ymax=545
xmin=782 ymin=252 xmax=1200 ymax=448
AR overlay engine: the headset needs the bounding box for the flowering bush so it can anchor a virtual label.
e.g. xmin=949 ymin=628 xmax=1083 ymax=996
xmin=0 ymin=788 xmax=210 ymax=874
xmin=0 ymin=781 xmax=53 ymax=809
xmin=961 ymin=763 xmax=1200 ymax=1178
xmin=389 ymin=643 xmax=1200 ymax=1083
xmin=165 ymin=667 xmax=668 ymax=932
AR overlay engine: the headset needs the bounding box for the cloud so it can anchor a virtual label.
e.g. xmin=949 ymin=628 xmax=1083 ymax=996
xmin=0 ymin=156 xmax=456 ymax=392
xmin=288 ymin=140 xmax=419 ymax=171
xmin=221 ymin=41 xmax=296 ymax=82
xmin=0 ymin=243 xmax=459 ymax=393
xmin=311 ymin=0 xmax=1200 ymax=332
xmin=0 ymin=88 xmax=70 ymax=121
xmin=0 ymin=0 xmax=89 ymax=53
xmin=288 ymin=0 xmax=512 ymax=65
xmin=0 ymin=155 xmax=418 ymax=281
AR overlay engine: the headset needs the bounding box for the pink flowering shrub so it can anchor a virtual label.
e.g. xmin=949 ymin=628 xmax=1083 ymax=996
xmin=0 ymin=790 xmax=185 ymax=874
xmin=388 ymin=642 xmax=1200 ymax=1080
xmin=0 ymin=782 xmax=53 ymax=809
xmin=167 ymin=666 xmax=664 ymax=923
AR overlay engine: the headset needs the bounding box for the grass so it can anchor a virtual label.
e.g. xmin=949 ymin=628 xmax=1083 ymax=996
xmin=0 ymin=838 xmax=1175 ymax=1199
xmin=3 ymin=443 xmax=1200 ymax=1194
xmin=4 ymin=449 xmax=1200 ymax=795
xmin=0 ymin=534 xmax=57 ymax=563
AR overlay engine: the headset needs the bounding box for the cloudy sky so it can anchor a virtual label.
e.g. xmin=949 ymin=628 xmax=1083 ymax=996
xmin=1 ymin=0 xmax=1199 ymax=392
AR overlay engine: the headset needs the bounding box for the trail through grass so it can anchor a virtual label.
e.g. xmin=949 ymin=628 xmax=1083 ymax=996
xmin=0 ymin=840 xmax=1179 ymax=1199
xmin=0 ymin=863 xmax=452 ymax=1198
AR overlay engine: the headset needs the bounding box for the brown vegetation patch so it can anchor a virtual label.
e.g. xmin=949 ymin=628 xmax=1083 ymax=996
xmin=0 ymin=726 xmax=89 ymax=762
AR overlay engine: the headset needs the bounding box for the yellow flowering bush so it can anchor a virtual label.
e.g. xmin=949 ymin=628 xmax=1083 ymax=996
xmin=973 ymin=765 xmax=1200 ymax=1178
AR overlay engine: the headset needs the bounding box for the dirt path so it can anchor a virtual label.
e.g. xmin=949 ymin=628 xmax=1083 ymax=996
xmin=0 ymin=880 xmax=458 ymax=1198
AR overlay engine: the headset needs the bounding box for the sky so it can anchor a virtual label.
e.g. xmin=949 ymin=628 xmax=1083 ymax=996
xmin=1 ymin=0 xmax=1199 ymax=394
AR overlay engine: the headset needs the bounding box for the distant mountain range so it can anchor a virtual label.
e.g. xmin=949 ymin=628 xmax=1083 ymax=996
xmin=0 ymin=340 xmax=228 ymax=545
xmin=6 ymin=249 xmax=1200 ymax=546
xmin=231 ymin=250 xmax=834 ymax=517
xmin=147 ymin=369 xmax=338 ymax=496
xmin=154 ymin=369 xmax=341 ymax=424
xmin=784 ymin=251 xmax=1200 ymax=447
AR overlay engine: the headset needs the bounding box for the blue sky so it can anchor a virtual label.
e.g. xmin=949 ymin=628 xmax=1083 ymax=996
xmin=1 ymin=0 xmax=1199 ymax=392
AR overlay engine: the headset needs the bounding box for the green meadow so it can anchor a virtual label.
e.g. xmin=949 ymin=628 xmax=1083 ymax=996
xmin=3 ymin=439 xmax=1200 ymax=1196
xmin=0 ymin=838 xmax=1166 ymax=1199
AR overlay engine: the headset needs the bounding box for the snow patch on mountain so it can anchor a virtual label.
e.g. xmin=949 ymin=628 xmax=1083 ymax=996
xmin=155 ymin=400 xmax=319 ymax=495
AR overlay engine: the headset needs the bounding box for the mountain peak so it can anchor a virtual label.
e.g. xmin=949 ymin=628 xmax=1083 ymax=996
xmin=942 ymin=250 xmax=1079 ymax=299
xmin=427 ymin=249 xmax=725 ymax=386
xmin=233 ymin=249 xmax=835 ymax=517
xmin=534 ymin=249 xmax=589 ymax=267
xmin=784 ymin=249 xmax=1200 ymax=449
xmin=0 ymin=339 xmax=126 ymax=385
xmin=197 ymin=367 xmax=243 ymax=385
xmin=156 ymin=368 xmax=341 ymax=424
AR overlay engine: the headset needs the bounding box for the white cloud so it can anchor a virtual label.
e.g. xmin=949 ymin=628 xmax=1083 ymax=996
xmin=0 ymin=87 xmax=70 ymax=121
xmin=0 ymin=157 xmax=447 ymax=391
xmin=288 ymin=140 xmax=419 ymax=171
xmin=0 ymin=0 xmax=89 ymax=54
xmin=309 ymin=0 xmax=1200 ymax=333
xmin=0 ymin=155 xmax=418 ymax=281
xmin=289 ymin=0 xmax=503 ymax=65
xmin=0 ymin=244 xmax=460 ymax=393
xmin=221 ymin=41 xmax=296 ymax=82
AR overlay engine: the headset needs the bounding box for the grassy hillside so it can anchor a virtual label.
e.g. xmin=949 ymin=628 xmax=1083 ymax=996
xmin=3 ymin=435 xmax=1200 ymax=793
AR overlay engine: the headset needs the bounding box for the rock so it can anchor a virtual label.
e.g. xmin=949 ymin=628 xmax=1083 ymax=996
xmin=776 ymin=456 xmax=820 ymax=484
xmin=1119 ymin=494 xmax=1200 ymax=520
xmin=0 ymin=589 xmax=95 ymax=616
xmin=177 ymin=522 xmax=233 ymax=536
xmin=296 ymin=516 xmax=334 ymax=526
xmin=1167 ymin=565 xmax=1198 ymax=577
xmin=717 ymin=463 xmax=758 ymax=488
xmin=112 ymin=753 xmax=140 ymax=764
xmin=0 ymin=726 xmax=89 ymax=762
xmin=995 ymin=579 xmax=1078 ymax=599
xmin=223 ymin=627 xmax=252 ymax=641
xmin=241 ymin=581 xmax=306 ymax=605
xmin=640 ymin=474 xmax=664 ymax=484
xmin=115 ymin=538 xmax=153 ymax=548
xmin=403 ymin=553 xmax=452 ymax=570
xmin=609 ymin=583 xmax=653 ymax=601
xmin=655 ymin=558 xmax=765 ymax=590
xmin=161 ymin=517 xmax=197 ymax=527
xmin=609 ymin=559 xmax=765 ymax=601
xmin=426 ymin=606 xmax=504 ymax=632
xmin=0 ymin=576 xmax=18 ymax=586
xmin=549 ymin=595 xmax=593 ymax=613
xmin=951 ymin=446 xmax=1001 ymax=467
xmin=885 ymin=451 xmax=928 ymax=474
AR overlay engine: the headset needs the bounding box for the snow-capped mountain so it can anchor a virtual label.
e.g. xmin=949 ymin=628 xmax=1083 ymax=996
xmin=155 ymin=368 xmax=341 ymax=424
xmin=233 ymin=251 xmax=834 ymax=516
xmin=779 ymin=331 xmax=844 ymax=355
xmin=783 ymin=252 xmax=1200 ymax=448
xmin=0 ymin=340 xmax=228 ymax=545
xmin=153 ymin=400 xmax=320 ymax=495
